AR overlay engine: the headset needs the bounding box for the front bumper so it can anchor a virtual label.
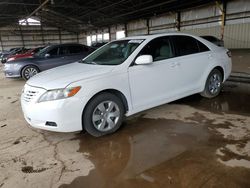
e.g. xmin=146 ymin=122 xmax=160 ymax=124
xmin=3 ymin=64 xmax=21 ymax=78
xmin=21 ymin=85 xmax=86 ymax=132
xmin=223 ymin=58 xmax=232 ymax=82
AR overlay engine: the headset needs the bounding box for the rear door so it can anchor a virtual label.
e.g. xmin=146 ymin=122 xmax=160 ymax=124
xmin=170 ymin=35 xmax=211 ymax=93
xmin=59 ymin=45 xmax=91 ymax=65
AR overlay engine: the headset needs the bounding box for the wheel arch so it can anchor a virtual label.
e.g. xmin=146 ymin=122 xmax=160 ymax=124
xmin=81 ymin=89 xmax=129 ymax=129
xmin=213 ymin=66 xmax=224 ymax=81
xmin=201 ymin=65 xmax=225 ymax=92
xmin=20 ymin=64 xmax=40 ymax=78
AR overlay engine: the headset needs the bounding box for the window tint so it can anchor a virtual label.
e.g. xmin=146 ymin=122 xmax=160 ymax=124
xmin=197 ymin=40 xmax=209 ymax=52
xmin=83 ymin=46 xmax=91 ymax=52
xmin=33 ymin=47 xmax=41 ymax=53
xmin=47 ymin=47 xmax=59 ymax=56
xmin=68 ymin=45 xmax=84 ymax=54
xmin=172 ymin=36 xmax=200 ymax=56
xmin=139 ymin=36 xmax=173 ymax=61
xmin=59 ymin=46 xmax=70 ymax=55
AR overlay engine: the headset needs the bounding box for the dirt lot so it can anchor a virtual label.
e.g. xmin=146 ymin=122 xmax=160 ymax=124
xmin=0 ymin=64 xmax=250 ymax=188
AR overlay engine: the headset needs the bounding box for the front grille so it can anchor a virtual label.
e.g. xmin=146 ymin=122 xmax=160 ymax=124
xmin=22 ymin=84 xmax=46 ymax=103
xmin=23 ymin=90 xmax=38 ymax=102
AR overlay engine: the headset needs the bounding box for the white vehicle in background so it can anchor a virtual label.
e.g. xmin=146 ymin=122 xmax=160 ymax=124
xmin=21 ymin=33 xmax=232 ymax=137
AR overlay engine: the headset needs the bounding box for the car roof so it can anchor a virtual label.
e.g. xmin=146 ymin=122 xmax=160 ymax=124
xmin=119 ymin=32 xmax=220 ymax=50
xmin=121 ymin=32 xmax=199 ymax=40
xmin=49 ymin=43 xmax=84 ymax=48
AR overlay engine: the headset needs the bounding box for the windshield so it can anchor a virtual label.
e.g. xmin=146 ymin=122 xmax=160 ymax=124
xmin=80 ymin=39 xmax=143 ymax=65
xmin=34 ymin=45 xmax=51 ymax=57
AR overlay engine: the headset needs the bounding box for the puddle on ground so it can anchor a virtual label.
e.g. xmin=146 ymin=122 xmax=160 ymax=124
xmin=60 ymin=118 xmax=250 ymax=188
xmin=173 ymin=83 xmax=250 ymax=116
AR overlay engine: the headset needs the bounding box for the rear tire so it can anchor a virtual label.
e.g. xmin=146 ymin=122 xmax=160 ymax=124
xmin=201 ymin=69 xmax=223 ymax=98
xmin=21 ymin=65 xmax=39 ymax=80
xmin=83 ymin=93 xmax=125 ymax=137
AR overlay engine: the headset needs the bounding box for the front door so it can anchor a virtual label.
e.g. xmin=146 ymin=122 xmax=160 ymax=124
xmin=128 ymin=36 xmax=181 ymax=110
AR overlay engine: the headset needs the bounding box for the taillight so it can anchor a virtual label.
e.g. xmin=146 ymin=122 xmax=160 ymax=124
xmin=226 ymin=50 xmax=232 ymax=58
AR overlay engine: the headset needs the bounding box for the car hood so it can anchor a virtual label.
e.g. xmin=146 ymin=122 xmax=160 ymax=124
xmin=7 ymin=56 xmax=38 ymax=64
xmin=11 ymin=53 xmax=33 ymax=58
xmin=27 ymin=62 xmax=115 ymax=90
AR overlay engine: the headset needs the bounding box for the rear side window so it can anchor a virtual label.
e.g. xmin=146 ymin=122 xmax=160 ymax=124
xmin=197 ymin=40 xmax=210 ymax=52
xmin=68 ymin=45 xmax=84 ymax=54
xmin=171 ymin=36 xmax=200 ymax=56
xmin=138 ymin=36 xmax=174 ymax=62
xmin=59 ymin=46 xmax=70 ymax=55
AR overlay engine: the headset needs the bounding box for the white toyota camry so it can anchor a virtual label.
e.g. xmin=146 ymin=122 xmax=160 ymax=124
xmin=21 ymin=33 xmax=232 ymax=137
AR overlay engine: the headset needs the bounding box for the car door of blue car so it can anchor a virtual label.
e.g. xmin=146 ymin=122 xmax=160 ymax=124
xmin=36 ymin=46 xmax=67 ymax=71
xmin=61 ymin=45 xmax=91 ymax=64
xmin=36 ymin=45 xmax=92 ymax=71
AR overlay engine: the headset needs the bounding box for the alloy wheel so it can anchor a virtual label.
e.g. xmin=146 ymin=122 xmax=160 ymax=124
xmin=92 ymin=100 xmax=120 ymax=132
xmin=24 ymin=67 xmax=38 ymax=79
xmin=208 ymin=73 xmax=221 ymax=95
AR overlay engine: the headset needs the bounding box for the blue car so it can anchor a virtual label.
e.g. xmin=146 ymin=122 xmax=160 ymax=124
xmin=4 ymin=43 xmax=94 ymax=80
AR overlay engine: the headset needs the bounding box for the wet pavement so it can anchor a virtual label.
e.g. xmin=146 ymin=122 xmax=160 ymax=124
xmin=174 ymin=82 xmax=250 ymax=116
xmin=59 ymin=82 xmax=250 ymax=188
xmin=231 ymin=49 xmax=250 ymax=74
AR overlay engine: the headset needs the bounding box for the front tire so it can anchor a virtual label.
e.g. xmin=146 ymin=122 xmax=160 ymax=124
xmin=201 ymin=69 xmax=223 ymax=98
xmin=21 ymin=65 xmax=39 ymax=80
xmin=83 ymin=93 xmax=125 ymax=137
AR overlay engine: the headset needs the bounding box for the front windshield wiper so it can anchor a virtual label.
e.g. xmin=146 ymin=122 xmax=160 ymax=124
xmin=79 ymin=60 xmax=98 ymax=65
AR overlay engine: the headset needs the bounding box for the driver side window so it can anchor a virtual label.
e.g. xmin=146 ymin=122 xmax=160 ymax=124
xmin=47 ymin=47 xmax=59 ymax=56
xmin=139 ymin=36 xmax=174 ymax=62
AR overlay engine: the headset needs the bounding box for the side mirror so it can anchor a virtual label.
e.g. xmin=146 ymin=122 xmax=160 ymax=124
xmin=135 ymin=55 xmax=153 ymax=65
xmin=45 ymin=53 xmax=50 ymax=58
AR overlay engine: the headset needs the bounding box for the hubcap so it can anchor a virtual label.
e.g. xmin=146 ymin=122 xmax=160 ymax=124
xmin=208 ymin=73 xmax=221 ymax=95
xmin=24 ymin=67 xmax=38 ymax=79
xmin=92 ymin=101 xmax=120 ymax=132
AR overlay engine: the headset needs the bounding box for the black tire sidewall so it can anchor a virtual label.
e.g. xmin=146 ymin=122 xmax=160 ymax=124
xmin=83 ymin=92 xmax=125 ymax=137
xmin=21 ymin=65 xmax=39 ymax=80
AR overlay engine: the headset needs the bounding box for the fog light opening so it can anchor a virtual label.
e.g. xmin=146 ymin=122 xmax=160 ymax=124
xmin=45 ymin=121 xmax=57 ymax=127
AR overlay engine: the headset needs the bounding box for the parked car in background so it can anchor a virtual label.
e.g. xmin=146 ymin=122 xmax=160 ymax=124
xmin=1 ymin=47 xmax=29 ymax=64
xmin=91 ymin=42 xmax=107 ymax=49
xmin=0 ymin=50 xmax=9 ymax=56
xmin=0 ymin=49 xmax=17 ymax=63
xmin=6 ymin=46 xmax=45 ymax=62
xmin=4 ymin=43 xmax=94 ymax=80
xmin=21 ymin=33 xmax=232 ymax=137
xmin=200 ymin=36 xmax=224 ymax=47
xmin=9 ymin=47 xmax=22 ymax=52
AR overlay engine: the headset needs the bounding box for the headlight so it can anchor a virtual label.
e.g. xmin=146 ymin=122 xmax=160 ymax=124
xmin=7 ymin=57 xmax=15 ymax=62
xmin=38 ymin=86 xmax=81 ymax=103
xmin=3 ymin=63 xmax=10 ymax=70
xmin=4 ymin=63 xmax=19 ymax=69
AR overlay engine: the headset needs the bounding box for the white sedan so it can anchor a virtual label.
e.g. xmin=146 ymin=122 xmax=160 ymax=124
xmin=21 ymin=33 xmax=232 ymax=137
